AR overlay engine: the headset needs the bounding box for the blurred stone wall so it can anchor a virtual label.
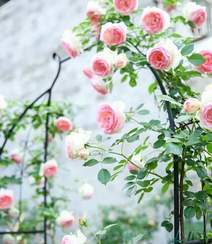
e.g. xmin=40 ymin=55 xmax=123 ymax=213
xmin=1 ymin=0 xmax=212 ymax=243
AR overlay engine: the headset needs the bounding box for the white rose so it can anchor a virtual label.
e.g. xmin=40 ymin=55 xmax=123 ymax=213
xmin=66 ymin=129 xmax=91 ymax=159
xmin=79 ymin=183 xmax=94 ymax=200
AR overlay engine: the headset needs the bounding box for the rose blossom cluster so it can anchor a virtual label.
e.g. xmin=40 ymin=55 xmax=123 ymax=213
xmin=66 ymin=128 xmax=91 ymax=160
xmin=184 ymin=83 xmax=212 ymax=130
xmin=84 ymin=47 xmax=128 ymax=94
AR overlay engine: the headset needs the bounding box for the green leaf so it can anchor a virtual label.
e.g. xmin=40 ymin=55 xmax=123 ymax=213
xmin=184 ymin=206 xmax=195 ymax=219
xmin=126 ymin=185 xmax=137 ymax=197
xmin=96 ymin=134 xmax=102 ymax=142
xmin=98 ymin=169 xmax=111 ymax=185
xmin=185 ymin=130 xmax=202 ymax=146
xmin=176 ymin=115 xmax=192 ymax=123
xmin=207 ymin=143 xmax=212 ymax=153
xmin=137 ymin=168 xmax=147 ymax=180
xmin=188 ymin=20 xmax=196 ymax=28
xmin=125 ymin=175 xmax=136 ymax=181
xmin=157 ymin=95 xmax=181 ymax=106
xmin=181 ymin=44 xmax=194 ymax=56
xmin=132 ymin=234 xmax=144 ymax=243
xmin=103 ymin=157 xmax=117 ymax=164
xmin=149 ymin=82 xmax=157 ymax=94
xmin=127 ymin=134 xmax=139 ymax=143
xmin=165 ymin=143 xmax=182 ymax=155
xmin=161 ymin=220 xmax=173 ymax=232
xmin=196 ymin=166 xmax=207 ymax=179
xmin=153 ymin=139 xmax=165 ymax=149
xmin=182 ymin=199 xmax=194 ymax=206
xmin=83 ymin=159 xmax=99 ymax=167
xmin=137 ymin=109 xmax=149 ymax=115
xmin=171 ymin=33 xmax=182 ymax=38
xmin=187 ymin=53 xmax=206 ymax=66
xmin=162 ymin=183 xmax=169 ymax=194
xmin=123 ymin=231 xmax=133 ymax=243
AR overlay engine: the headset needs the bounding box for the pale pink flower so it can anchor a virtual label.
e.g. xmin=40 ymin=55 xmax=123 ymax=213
xmin=10 ymin=149 xmax=22 ymax=164
xmin=200 ymin=102 xmax=212 ymax=129
xmin=79 ymin=183 xmax=94 ymax=200
xmin=3 ymin=234 xmax=16 ymax=244
xmin=56 ymin=117 xmax=73 ymax=132
xmin=147 ymin=39 xmax=182 ymax=71
xmin=83 ymin=66 xmax=94 ymax=79
xmin=86 ymin=1 xmax=106 ymax=23
xmin=90 ymin=76 xmax=109 ymax=95
xmin=61 ymin=230 xmax=86 ymax=244
xmin=195 ymin=50 xmax=212 ymax=74
xmin=201 ymin=83 xmax=212 ymax=106
xmin=127 ymin=154 xmax=144 ymax=171
xmin=115 ymin=53 xmax=128 ymax=68
xmin=66 ymin=129 xmax=91 ymax=159
xmin=100 ymin=22 xmax=127 ymax=46
xmin=184 ymin=98 xmax=200 ymax=114
xmin=183 ymin=2 xmax=207 ymax=28
xmin=42 ymin=159 xmax=58 ymax=178
xmin=8 ymin=206 xmax=19 ymax=218
xmin=61 ymin=30 xmax=83 ymax=58
xmin=141 ymin=7 xmax=170 ymax=34
xmin=114 ymin=0 xmax=138 ymax=15
xmin=57 ymin=210 xmax=75 ymax=228
xmin=91 ymin=48 xmax=116 ymax=77
xmin=0 ymin=189 xmax=14 ymax=210
xmin=96 ymin=101 xmax=126 ymax=134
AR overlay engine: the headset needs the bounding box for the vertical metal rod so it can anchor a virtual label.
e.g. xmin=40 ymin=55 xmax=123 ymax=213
xmin=148 ymin=66 xmax=179 ymax=243
xmin=43 ymin=90 xmax=52 ymax=244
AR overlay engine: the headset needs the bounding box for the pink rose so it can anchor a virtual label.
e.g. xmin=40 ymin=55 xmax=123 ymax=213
xmin=66 ymin=129 xmax=91 ymax=159
xmin=86 ymin=1 xmax=106 ymax=23
xmin=127 ymin=154 xmax=144 ymax=171
xmin=184 ymin=98 xmax=200 ymax=114
xmin=147 ymin=39 xmax=182 ymax=71
xmin=141 ymin=7 xmax=170 ymax=34
xmin=61 ymin=30 xmax=83 ymax=58
xmin=183 ymin=2 xmax=207 ymax=28
xmin=92 ymin=24 xmax=101 ymax=39
xmin=100 ymin=22 xmax=127 ymax=46
xmin=62 ymin=230 xmax=86 ymax=244
xmin=57 ymin=210 xmax=75 ymax=228
xmin=114 ymin=0 xmax=138 ymax=15
xmin=42 ymin=159 xmax=58 ymax=178
xmin=201 ymin=83 xmax=212 ymax=106
xmin=115 ymin=53 xmax=128 ymax=68
xmin=96 ymin=101 xmax=126 ymax=134
xmin=91 ymin=48 xmax=116 ymax=77
xmin=90 ymin=76 xmax=109 ymax=95
xmin=195 ymin=50 xmax=212 ymax=74
xmin=56 ymin=117 xmax=73 ymax=132
xmin=0 ymin=189 xmax=14 ymax=210
xmin=10 ymin=149 xmax=22 ymax=164
xmin=200 ymin=102 xmax=212 ymax=129
xmin=79 ymin=183 xmax=94 ymax=200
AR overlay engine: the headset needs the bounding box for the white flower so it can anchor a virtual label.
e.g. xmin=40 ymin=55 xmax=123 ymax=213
xmin=61 ymin=230 xmax=86 ymax=244
xmin=79 ymin=183 xmax=94 ymax=200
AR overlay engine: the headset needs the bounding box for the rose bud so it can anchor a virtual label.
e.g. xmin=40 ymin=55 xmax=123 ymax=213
xmin=184 ymin=98 xmax=200 ymax=114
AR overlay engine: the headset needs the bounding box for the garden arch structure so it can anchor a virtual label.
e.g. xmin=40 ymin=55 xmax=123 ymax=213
xmin=0 ymin=46 xmax=210 ymax=244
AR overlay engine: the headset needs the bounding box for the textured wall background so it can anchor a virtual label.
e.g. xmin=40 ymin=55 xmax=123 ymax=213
xmin=1 ymin=0 xmax=212 ymax=243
